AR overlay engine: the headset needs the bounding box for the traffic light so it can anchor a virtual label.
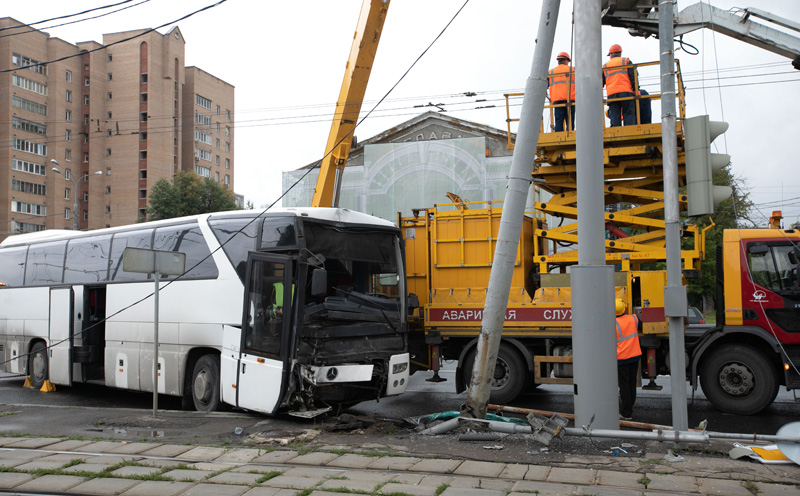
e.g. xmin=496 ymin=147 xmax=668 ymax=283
xmin=683 ymin=115 xmax=733 ymax=217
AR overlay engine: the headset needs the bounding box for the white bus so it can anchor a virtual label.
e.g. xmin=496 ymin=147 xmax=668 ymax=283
xmin=0 ymin=208 xmax=411 ymax=415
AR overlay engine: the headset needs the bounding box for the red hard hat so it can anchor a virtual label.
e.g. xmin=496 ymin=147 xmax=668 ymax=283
xmin=608 ymin=44 xmax=622 ymax=55
xmin=556 ymin=51 xmax=571 ymax=62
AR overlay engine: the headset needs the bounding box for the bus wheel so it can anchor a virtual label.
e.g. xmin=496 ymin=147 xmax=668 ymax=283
xmin=191 ymin=355 xmax=221 ymax=412
xmin=462 ymin=343 xmax=527 ymax=405
xmin=699 ymin=344 xmax=779 ymax=415
xmin=28 ymin=342 xmax=48 ymax=389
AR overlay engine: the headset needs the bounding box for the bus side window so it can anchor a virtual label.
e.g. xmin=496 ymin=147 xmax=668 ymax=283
xmin=25 ymin=241 xmax=67 ymax=285
xmin=0 ymin=246 xmax=28 ymax=287
xmin=245 ymin=260 xmax=284 ymax=356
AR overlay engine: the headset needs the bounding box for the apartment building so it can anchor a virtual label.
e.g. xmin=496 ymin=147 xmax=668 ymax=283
xmin=0 ymin=18 xmax=235 ymax=238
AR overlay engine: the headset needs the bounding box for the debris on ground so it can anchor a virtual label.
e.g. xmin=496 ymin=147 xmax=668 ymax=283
xmin=248 ymin=428 xmax=320 ymax=445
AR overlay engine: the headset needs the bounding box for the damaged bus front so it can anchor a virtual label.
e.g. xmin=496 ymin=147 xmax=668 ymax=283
xmin=215 ymin=208 xmax=412 ymax=416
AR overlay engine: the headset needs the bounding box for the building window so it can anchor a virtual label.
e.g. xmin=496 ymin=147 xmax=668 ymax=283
xmin=107 ymin=111 xmax=112 ymax=119
xmin=83 ymin=135 xmax=89 ymax=144
xmin=84 ymin=114 xmax=89 ymax=125
xmin=66 ymin=90 xmax=72 ymax=102
xmin=83 ymin=191 xmax=88 ymax=202
xmin=107 ymin=130 xmax=112 ymax=137
xmin=83 ymin=64 xmax=89 ymax=71
xmin=84 ymin=95 xmax=89 ymax=106
xmin=66 ymin=70 xmax=72 ymax=82
xmin=195 ymin=113 xmax=211 ymax=126
xmin=65 ymin=110 xmax=71 ymax=121
xmin=12 ymin=159 xmax=46 ymax=176
xmin=107 ymin=73 xmax=112 ymax=81
xmin=13 ymin=95 xmax=47 ymax=115
xmin=195 ymin=94 xmax=212 ymax=110
xmin=216 ymin=104 xmax=220 ymax=115
xmin=12 ymin=201 xmax=46 ymax=217
xmin=65 ymin=129 xmax=71 ymax=141
xmin=12 ymin=74 xmax=47 ymax=96
xmin=105 ymin=205 xmax=111 ymax=214
xmin=139 ymin=189 xmax=147 ymax=199
xmin=107 ymin=92 xmax=112 ymax=100
xmin=107 ymin=168 xmax=112 ymax=176
xmin=84 ymin=76 xmax=90 ymax=86
xmin=140 ymin=112 xmax=147 ymax=122
xmin=139 ymin=170 xmax=147 ymax=180
xmin=106 ymin=148 xmax=111 ymax=157
xmin=141 ymin=93 xmax=148 ymax=103
xmin=107 ymin=54 xmax=112 ymax=62
xmin=215 ymin=171 xmax=220 ymax=181
xmin=139 ymin=150 xmax=147 ymax=160
xmin=195 ymin=148 xmax=212 ymax=161
xmin=225 ymin=126 xmax=230 ymax=136
xmin=225 ymin=141 xmax=230 ymax=152
xmin=12 ymin=116 xmax=47 ymax=136
xmin=215 ymin=155 xmax=220 ymax=166
xmin=106 ymin=186 xmax=111 ymax=194
xmin=225 ymin=158 xmax=230 ymax=169
xmin=215 ymin=138 xmax=220 ymax=149
xmin=65 ymin=188 xmax=70 ymax=200
xmin=141 ymin=132 xmax=147 ymax=141
xmin=12 ymin=138 xmax=47 ymax=156
xmin=65 ymin=149 xmax=72 ymax=161
xmin=216 ymin=122 xmax=220 ymax=133
xmin=12 ymin=179 xmax=46 ymax=195
xmin=65 ymin=169 xmax=71 ymax=180
xmin=226 ymin=109 xmax=231 ymax=120
xmin=141 ymin=73 xmax=148 ymax=84
xmin=195 ymin=165 xmax=211 ymax=178
xmin=83 ymin=152 xmax=89 ymax=163
xmin=195 ymin=130 xmax=212 ymax=145
xmin=83 ymin=210 xmax=88 ymax=221
xmin=224 ymin=174 xmax=230 ymax=185
xmin=65 ymin=208 xmax=71 ymax=220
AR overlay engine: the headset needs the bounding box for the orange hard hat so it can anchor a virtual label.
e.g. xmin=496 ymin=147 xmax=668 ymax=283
xmin=556 ymin=51 xmax=571 ymax=62
xmin=608 ymin=44 xmax=622 ymax=55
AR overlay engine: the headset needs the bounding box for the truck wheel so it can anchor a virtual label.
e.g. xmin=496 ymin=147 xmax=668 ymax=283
xmin=191 ymin=355 xmax=221 ymax=412
xmin=462 ymin=343 xmax=528 ymax=405
xmin=28 ymin=342 xmax=48 ymax=389
xmin=699 ymin=344 xmax=779 ymax=415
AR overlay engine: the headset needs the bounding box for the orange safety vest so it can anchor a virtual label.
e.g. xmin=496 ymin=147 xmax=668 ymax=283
xmin=548 ymin=64 xmax=575 ymax=102
xmin=603 ymin=57 xmax=633 ymax=96
xmin=616 ymin=314 xmax=641 ymax=361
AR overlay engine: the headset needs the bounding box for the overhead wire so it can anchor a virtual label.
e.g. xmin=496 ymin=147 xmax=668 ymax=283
xmin=0 ymin=0 xmax=141 ymax=32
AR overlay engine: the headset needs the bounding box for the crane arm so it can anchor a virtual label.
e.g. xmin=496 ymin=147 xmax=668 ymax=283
xmin=311 ymin=0 xmax=390 ymax=208
xmin=601 ymin=1 xmax=800 ymax=69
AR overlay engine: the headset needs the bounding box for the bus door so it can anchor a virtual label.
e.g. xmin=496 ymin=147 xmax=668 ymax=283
xmin=48 ymin=287 xmax=74 ymax=386
xmin=234 ymin=253 xmax=293 ymax=414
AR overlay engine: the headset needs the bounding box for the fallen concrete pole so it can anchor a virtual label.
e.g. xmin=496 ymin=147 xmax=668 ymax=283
xmin=488 ymin=404 xmax=686 ymax=432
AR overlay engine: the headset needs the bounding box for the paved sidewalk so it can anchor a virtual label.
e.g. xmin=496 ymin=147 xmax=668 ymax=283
xmin=1 ymin=436 xmax=799 ymax=495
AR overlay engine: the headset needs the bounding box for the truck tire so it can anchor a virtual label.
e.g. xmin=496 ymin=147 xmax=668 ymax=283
xmin=462 ymin=343 xmax=528 ymax=405
xmin=699 ymin=344 xmax=779 ymax=415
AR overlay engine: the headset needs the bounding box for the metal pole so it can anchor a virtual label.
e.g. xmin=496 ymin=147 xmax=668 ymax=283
xmin=570 ymin=0 xmax=618 ymax=430
xmin=153 ymin=269 xmax=160 ymax=418
xmin=659 ymin=0 xmax=689 ymax=432
xmin=462 ymin=0 xmax=560 ymax=420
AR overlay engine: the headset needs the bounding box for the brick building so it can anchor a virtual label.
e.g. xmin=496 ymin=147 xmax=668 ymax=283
xmin=0 ymin=18 xmax=234 ymax=239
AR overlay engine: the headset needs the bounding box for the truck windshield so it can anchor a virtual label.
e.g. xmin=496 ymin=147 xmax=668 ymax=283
xmin=748 ymin=242 xmax=800 ymax=294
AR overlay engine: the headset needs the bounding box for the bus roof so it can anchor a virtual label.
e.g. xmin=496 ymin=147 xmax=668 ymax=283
xmin=1 ymin=208 xmax=397 ymax=248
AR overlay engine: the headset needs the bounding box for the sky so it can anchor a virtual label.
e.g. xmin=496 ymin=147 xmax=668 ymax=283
xmin=5 ymin=0 xmax=800 ymax=226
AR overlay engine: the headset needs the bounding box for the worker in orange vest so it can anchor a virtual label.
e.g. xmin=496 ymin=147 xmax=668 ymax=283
xmin=547 ymin=52 xmax=575 ymax=132
xmin=603 ymin=44 xmax=638 ymax=127
xmin=615 ymin=298 xmax=641 ymax=420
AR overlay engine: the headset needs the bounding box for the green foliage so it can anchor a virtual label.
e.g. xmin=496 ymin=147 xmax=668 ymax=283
xmin=686 ymin=165 xmax=754 ymax=310
xmin=145 ymin=171 xmax=240 ymax=221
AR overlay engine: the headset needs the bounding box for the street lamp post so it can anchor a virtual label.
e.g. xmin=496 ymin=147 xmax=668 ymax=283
xmin=51 ymin=159 xmax=102 ymax=231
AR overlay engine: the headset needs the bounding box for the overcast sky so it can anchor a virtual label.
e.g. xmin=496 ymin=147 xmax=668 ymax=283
xmin=6 ymin=0 xmax=800 ymax=226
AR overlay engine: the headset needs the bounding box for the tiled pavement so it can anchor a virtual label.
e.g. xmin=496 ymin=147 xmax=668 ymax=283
xmin=1 ymin=436 xmax=799 ymax=495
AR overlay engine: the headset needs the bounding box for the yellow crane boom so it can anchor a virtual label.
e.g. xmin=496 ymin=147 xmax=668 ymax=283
xmin=311 ymin=0 xmax=390 ymax=207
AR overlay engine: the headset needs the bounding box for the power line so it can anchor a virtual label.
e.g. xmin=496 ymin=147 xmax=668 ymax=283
xmin=0 ymin=0 xmax=140 ymax=32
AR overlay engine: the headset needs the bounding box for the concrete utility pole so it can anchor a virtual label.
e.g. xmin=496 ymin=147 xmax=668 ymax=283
xmin=569 ymin=0 xmax=618 ymax=430
xmin=659 ymin=0 xmax=690 ymax=432
xmin=462 ymin=0 xmax=560 ymax=419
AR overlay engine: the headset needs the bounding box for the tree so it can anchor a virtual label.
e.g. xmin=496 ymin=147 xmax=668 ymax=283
xmin=686 ymin=165 xmax=754 ymax=313
xmin=146 ymin=171 xmax=241 ymax=221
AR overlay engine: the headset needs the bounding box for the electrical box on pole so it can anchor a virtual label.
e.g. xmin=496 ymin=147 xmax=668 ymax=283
xmin=683 ymin=115 xmax=732 ymax=217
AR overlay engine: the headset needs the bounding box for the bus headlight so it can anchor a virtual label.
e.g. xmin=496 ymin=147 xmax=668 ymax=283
xmin=392 ymin=362 xmax=408 ymax=374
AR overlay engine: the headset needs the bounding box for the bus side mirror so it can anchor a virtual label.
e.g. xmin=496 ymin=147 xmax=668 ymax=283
xmin=407 ymin=292 xmax=419 ymax=315
xmin=311 ymin=267 xmax=328 ymax=297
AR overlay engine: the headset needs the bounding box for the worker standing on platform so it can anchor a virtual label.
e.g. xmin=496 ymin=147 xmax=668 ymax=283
xmin=603 ymin=44 xmax=637 ymax=127
xmin=615 ymin=298 xmax=641 ymax=420
xmin=548 ymin=52 xmax=576 ymax=132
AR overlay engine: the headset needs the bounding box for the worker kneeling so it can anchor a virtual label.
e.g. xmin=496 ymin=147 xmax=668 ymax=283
xmin=615 ymin=298 xmax=642 ymax=421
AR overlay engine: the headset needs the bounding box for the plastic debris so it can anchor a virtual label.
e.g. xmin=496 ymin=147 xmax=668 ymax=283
xmin=234 ymin=427 xmax=243 ymax=435
xmin=730 ymin=443 xmax=792 ymax=464
xmin=483 ymin=445 xmax=504 ymax=450
xmin=664 ymin=449 xmax=686 ymax=462
xmin=527 ymin=412 xmax=569 ymax=446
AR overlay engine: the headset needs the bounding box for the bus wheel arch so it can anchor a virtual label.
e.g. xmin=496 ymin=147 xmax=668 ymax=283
xmin=27 ymin=340 xmax=48 ymax=389
xmin=183 ymin=349 xmax=221 ymax=412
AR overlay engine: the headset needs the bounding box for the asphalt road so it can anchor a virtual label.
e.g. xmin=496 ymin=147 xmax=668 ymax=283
xmin=3 ymin=362 xmax=798 ymax=437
